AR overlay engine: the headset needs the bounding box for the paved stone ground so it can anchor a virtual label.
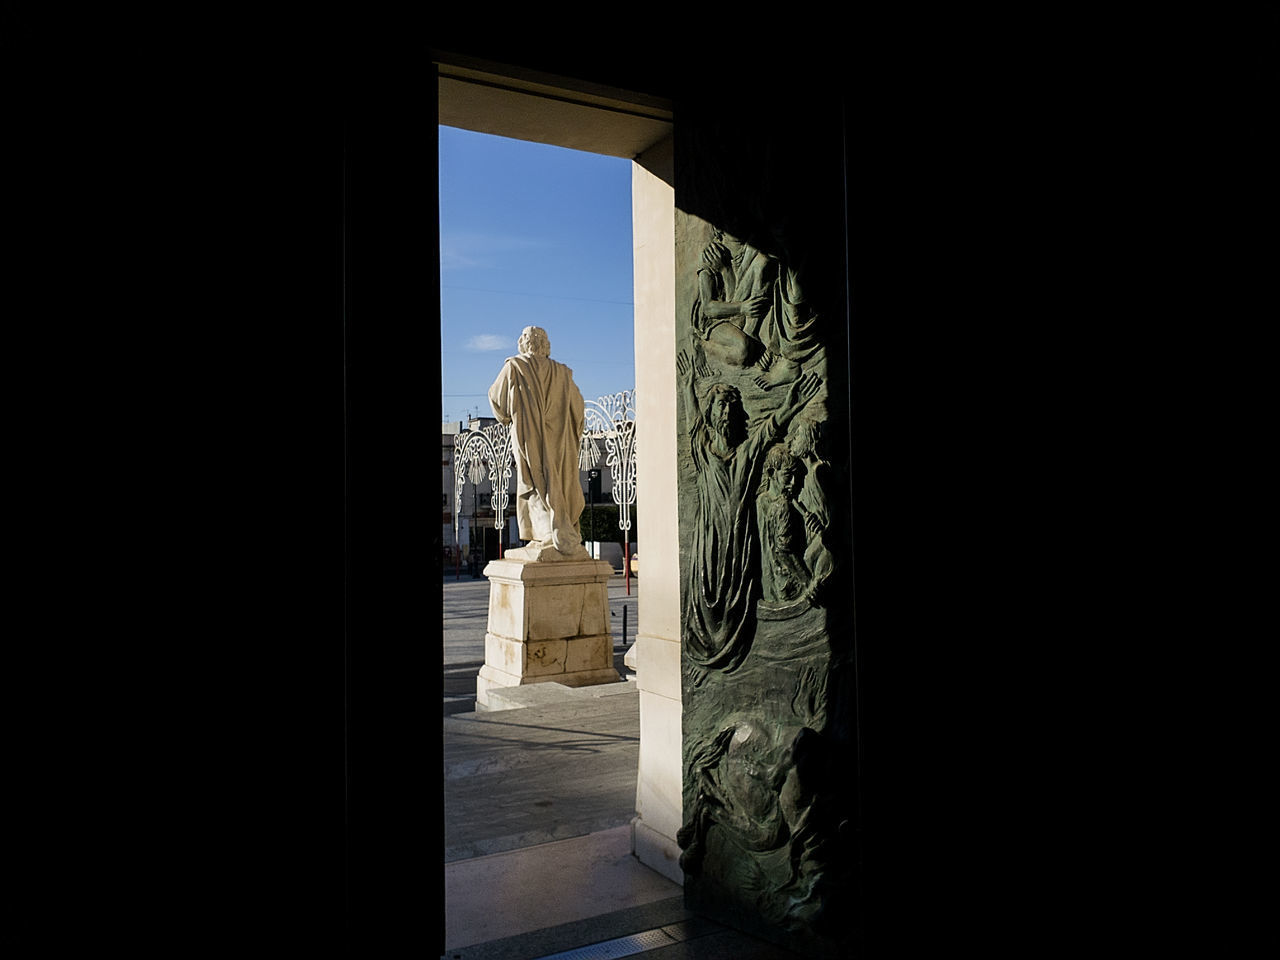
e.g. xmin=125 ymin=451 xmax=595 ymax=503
xmin=444 ymin=684 xmax=642 ymax=862
xmin=439 ymin=571 xmax=808 ymax=958
xmin=442 ymin=570 xmax=642 ymax=861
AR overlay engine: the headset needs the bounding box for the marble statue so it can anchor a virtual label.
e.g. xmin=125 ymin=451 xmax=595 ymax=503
xmin=488 ymin=326 xmax=588 ymax=560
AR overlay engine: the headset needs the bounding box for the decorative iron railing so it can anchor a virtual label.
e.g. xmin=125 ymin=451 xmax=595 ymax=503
xmin=452 ymin=389 xmax=638 ymax=543
xmin=452 ymin=420 xmax=514 ymax=546
xmin=579 ymin=389 xmax=637 ymax=536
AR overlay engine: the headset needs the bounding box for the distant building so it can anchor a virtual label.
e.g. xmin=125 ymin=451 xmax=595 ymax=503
xmin=442 ymin=417 xmax=508 ymax=573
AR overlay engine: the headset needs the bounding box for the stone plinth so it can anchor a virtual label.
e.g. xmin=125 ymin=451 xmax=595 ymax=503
xmin=476 ymin=556 xmax=621 ymax=709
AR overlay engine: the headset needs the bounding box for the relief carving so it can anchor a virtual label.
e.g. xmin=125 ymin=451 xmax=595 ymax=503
xmin=678 ymin=213 xmax=853 ymax=950
xmin=786 ymin=418 xmax=836 ymax=605
xmin=692 ymin=230 xmax=825 ymax=388
xmin=677 ymin=349 xmax=819 ymax=675
xmin=757 ymin=444 xmax=812 ymax=605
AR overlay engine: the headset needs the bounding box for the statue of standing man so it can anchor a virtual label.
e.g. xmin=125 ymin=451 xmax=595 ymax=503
xmin=488 ymin=326 xmax=589 ymax=561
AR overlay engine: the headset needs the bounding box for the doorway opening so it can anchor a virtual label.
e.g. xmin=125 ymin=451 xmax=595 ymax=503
xmin=436 ymin=59 xmax=680 ymax=953
xmin=439 ymin=125 xmax=636 ymax=576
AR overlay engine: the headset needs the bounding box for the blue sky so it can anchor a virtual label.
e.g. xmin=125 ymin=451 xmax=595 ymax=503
xmin=439 ymin=126 xmax=635 ymax=424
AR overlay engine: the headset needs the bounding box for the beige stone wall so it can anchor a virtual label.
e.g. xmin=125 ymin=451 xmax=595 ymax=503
xmin=630 ymin=135 xmax=684 ymax=885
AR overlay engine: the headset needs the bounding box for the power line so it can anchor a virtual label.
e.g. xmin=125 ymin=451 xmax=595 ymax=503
xmin=440 ymin=283 xmax=634 ymax=307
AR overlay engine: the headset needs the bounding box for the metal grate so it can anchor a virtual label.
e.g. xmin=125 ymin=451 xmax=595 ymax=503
xmin=532 ymin=927 xmax=679 ymax=960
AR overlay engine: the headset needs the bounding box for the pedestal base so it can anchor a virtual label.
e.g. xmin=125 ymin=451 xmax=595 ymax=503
xmin=476 ymin=557 xmax=621 ymax=709
xmin=500 ymin=542 xmax=590 ymax=562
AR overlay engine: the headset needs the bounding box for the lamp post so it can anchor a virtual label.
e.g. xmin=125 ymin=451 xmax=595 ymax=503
xmin=587 ymin=468 xmax=601 ymax=560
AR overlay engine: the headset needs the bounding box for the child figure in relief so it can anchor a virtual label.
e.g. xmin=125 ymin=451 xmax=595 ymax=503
xmin=787 ymin=418 xmax=835 ymax=601
xmin=757 ymin=444 xmax=812 ymax=603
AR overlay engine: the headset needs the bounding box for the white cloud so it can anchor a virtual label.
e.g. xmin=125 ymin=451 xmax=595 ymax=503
xmin=465 ymin=334 xmax=510 ymax=352
xmin=441 ymin=248 xmax=485 ymax=271
xmin=440 ymin=232 xmax=548 ymax=271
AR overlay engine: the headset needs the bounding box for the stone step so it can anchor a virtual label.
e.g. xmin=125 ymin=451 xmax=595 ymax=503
xmin=477 ymin=679 xmax=637 ymax=712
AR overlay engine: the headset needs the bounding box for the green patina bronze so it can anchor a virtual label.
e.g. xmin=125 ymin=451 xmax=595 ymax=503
xmin=675 ymin=188 xmax=857 ymax=955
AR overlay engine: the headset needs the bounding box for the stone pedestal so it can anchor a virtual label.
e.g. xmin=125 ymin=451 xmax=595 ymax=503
xmin=476 ymin=557 xmax=621 ymax=709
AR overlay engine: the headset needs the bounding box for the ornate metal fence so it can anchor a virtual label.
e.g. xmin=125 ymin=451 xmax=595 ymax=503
xmin=452 ymin=420 xmax=514 ymax=547
xmin=452 ymin=389 xmax=637 ymax=544
xmin=579 ymin=389 xmax=637 ymax=538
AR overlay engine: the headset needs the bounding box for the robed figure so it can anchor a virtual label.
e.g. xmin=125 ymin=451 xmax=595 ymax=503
xmin=488 ymin=326 xmax=588 ymax=560
xmin=693 ymin=230 xmax=824 ymax=387
xmin=677 ymin=350 xmax=820 ymax=673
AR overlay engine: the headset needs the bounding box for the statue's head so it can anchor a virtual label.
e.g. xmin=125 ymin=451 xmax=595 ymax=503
xmin=517 ymin=326 xmax=551 ymax=358
xmin=763 ymin=443 xmax=802 ymax=498
xmin=712 ymin=227 xmax=743 ymax=248
xmin=788 ymin=417 xmax=822 ymax=459
xmin=704 ymin=383 xmax=744 ymax=443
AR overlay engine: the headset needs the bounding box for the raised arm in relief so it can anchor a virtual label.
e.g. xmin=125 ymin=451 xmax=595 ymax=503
xmin=676 ymin=349 xmax=702 ymax=435
xmin=775 ymin=371 xmax=821 ymax=430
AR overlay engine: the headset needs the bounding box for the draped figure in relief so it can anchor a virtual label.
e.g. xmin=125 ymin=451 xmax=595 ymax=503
xmin=678 ymin=349 xmax=819 ymax=673
xmin=692 ymin=229 xmax=825 ymax=387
